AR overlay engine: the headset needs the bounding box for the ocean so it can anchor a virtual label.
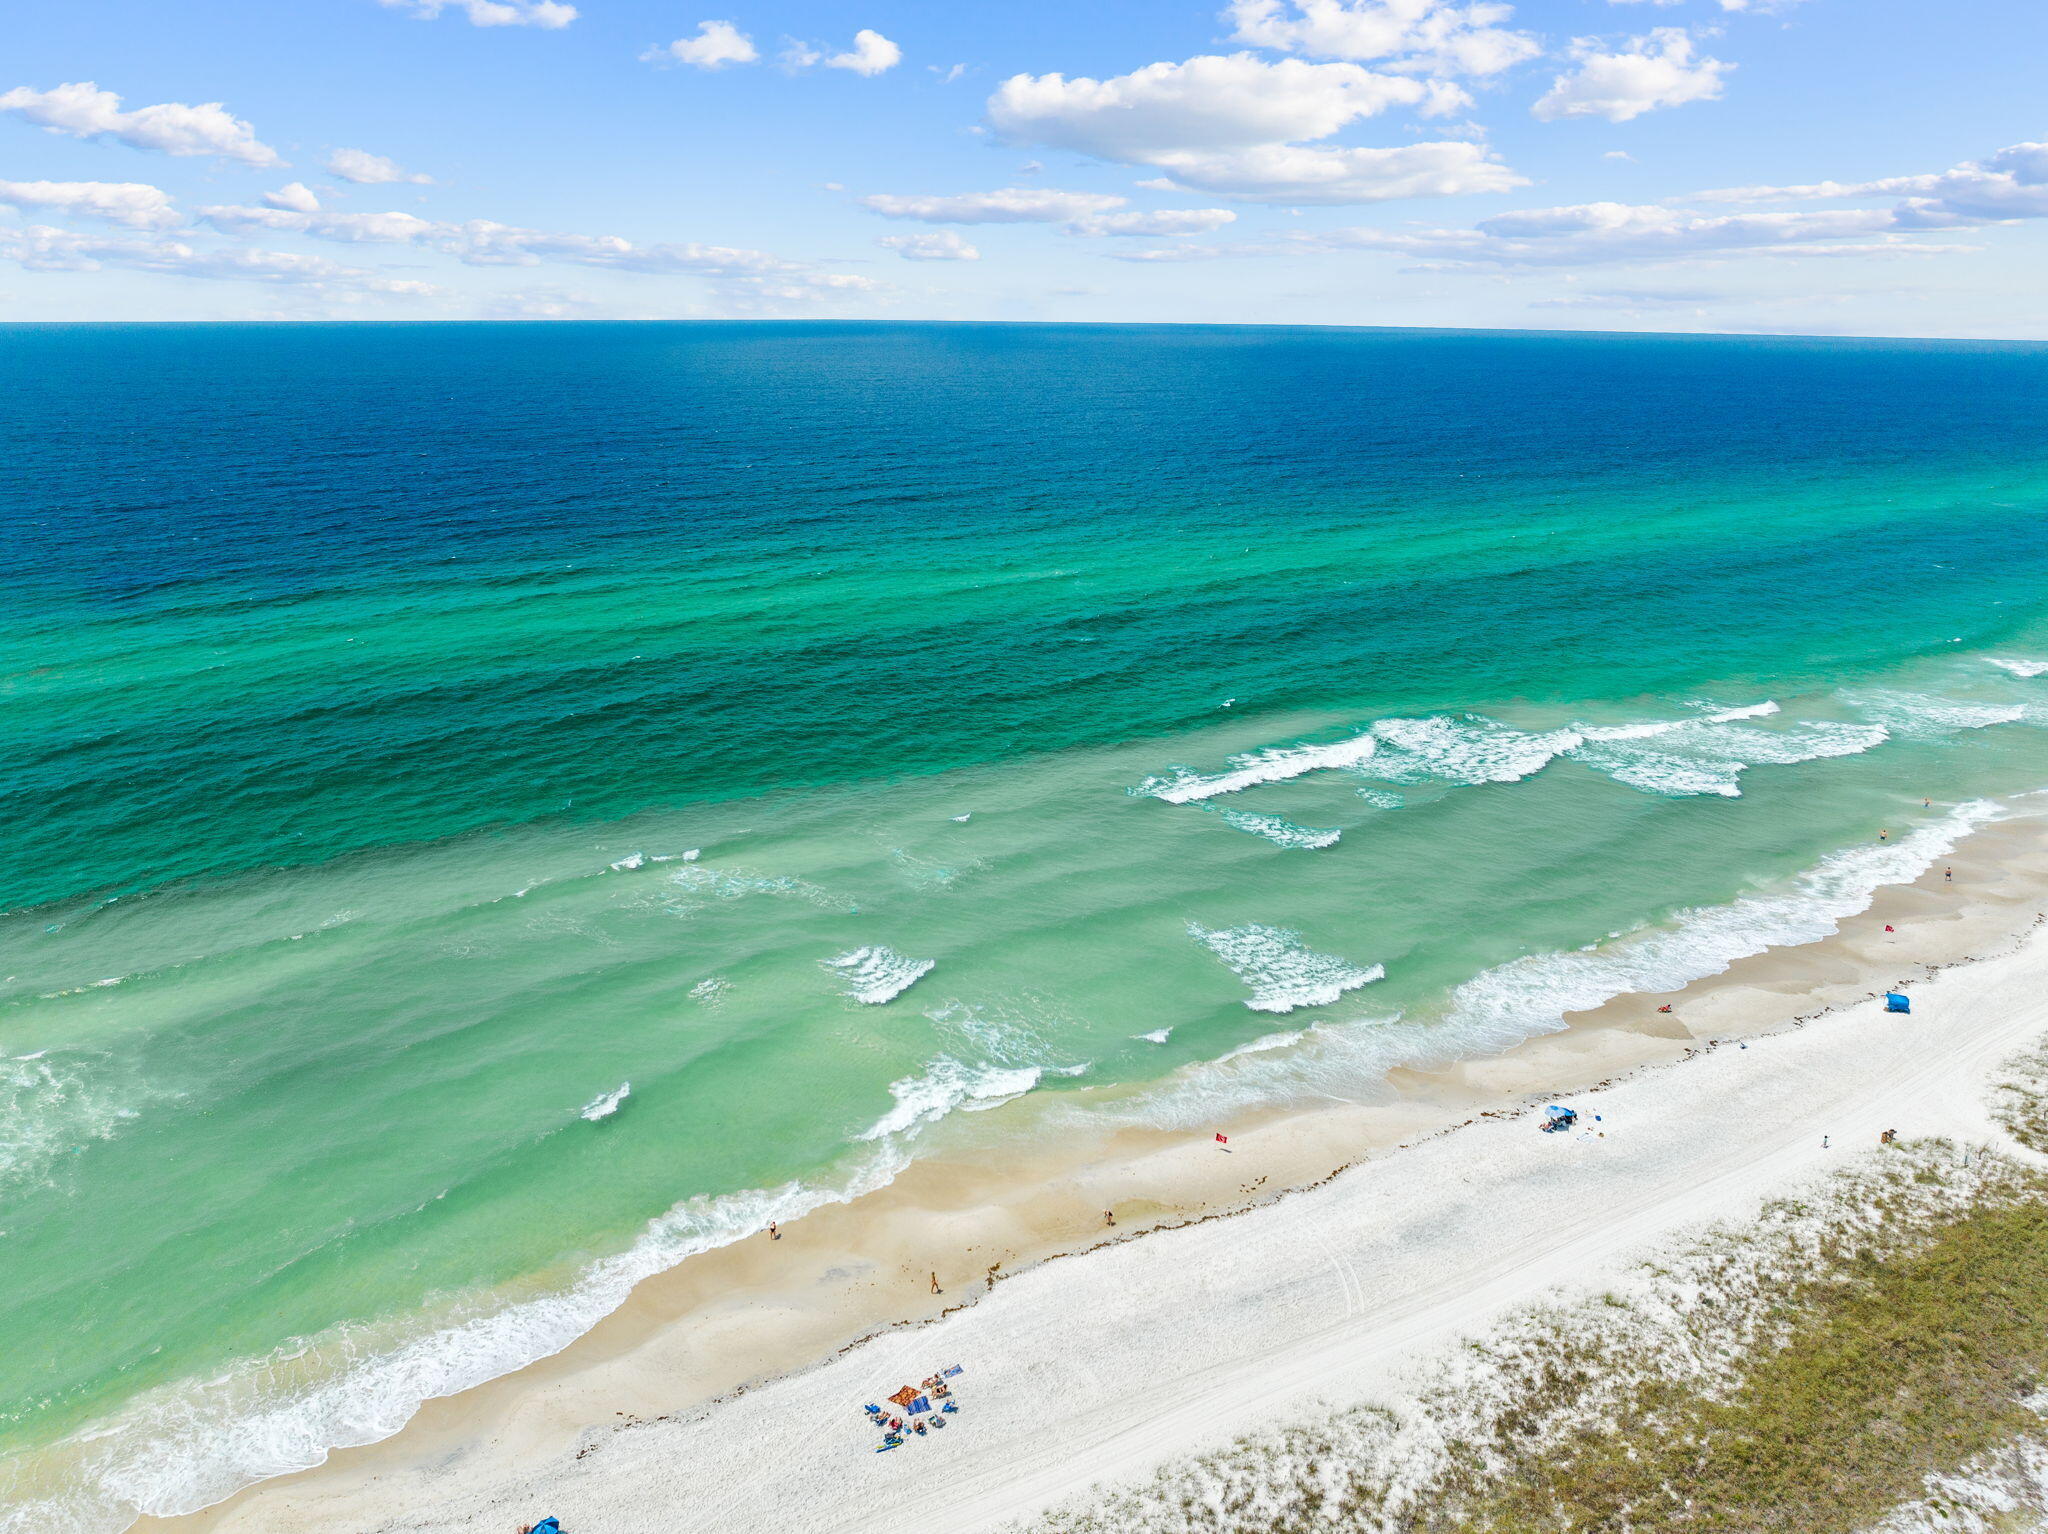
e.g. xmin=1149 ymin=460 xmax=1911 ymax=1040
xmin=5 ymin=321 xmax=2048 ymax=1530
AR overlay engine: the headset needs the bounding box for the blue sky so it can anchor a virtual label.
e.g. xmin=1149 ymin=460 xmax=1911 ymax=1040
xmin=2 ymin=0 xmax=2043 ymax=334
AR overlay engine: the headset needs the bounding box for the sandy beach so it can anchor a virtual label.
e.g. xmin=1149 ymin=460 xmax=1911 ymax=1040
xmin=140 ymin=809 xmax=2048 ymax=1534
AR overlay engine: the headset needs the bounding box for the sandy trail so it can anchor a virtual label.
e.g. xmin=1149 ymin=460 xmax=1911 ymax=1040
xmin=289 ymin=925 xmax=2048 ymax=1534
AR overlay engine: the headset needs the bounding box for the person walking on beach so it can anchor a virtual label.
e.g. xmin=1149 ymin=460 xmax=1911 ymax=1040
xmin=1104 ymin=1209 xmax=1115 ymax=1228
xmin=767 ymin=1222 xmax=780 ymax=1241
xmin=930 ymin=1272 xmax=942 ymax=1295
xmin=1879 ymin=828 xmax=1889 ymax=842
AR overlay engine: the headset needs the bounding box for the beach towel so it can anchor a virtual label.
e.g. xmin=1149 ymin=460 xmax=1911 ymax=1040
xmin=528 ymin=1520 xmax=562 ymax=1534
xmin=888 ymin=1385 xmax=920 ymax=1409
xmin=943 ymin=1365 xmax=963 ymax=1377
xmin=909 ymin=1395 xmax=931 ymax=1414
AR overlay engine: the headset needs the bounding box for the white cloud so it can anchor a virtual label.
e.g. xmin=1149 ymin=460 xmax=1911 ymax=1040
xmin=879 ymin=231 xmax=981 ymax=260
xmin=1532 ymin=29 xmax=1731 ymax=122
xmin=1297 ymin=201 xmax=1969 ymax=267
xmin=263 ymin=182 xmax=323 ymax=213
xmin=1693 ymin=142 xmax=2048 ymax=225
xmin=986 ymin=52 xmax=1519 ymax=203
xmin=1133 ymin=139 xmax=1524 ymax=202
xmin=0 ymin=81 xmax=282 ymax=167
xmin=0 ymin=179 xmax=181 ymax=229
xmin=201 ymin=205 xmax=444 ymax=244
xmin=380 ymin=0 xmax=577 ymax=28
xmin=828 ymin=29 xmax=902 ymax=75
xmin=859 ymin=187 xmax=1240 ymax=237
xmin=482 ymin=285 xmax=604 ymax=317
xmin=189 ymin=201 xmax=883 ymax=310
xmin=785 ymin=29 xmax=901 ymax=75
xmin=1603 ymin=149 xmax=1635 ymax=161
xmin=859 ymin=187 xmax=1128 ymax=223
xmin=325 ymin=148 xmax=433 ymax=185
xmin=990 ymin=54 xmax=1427 ymax=158
xmin=0 ymin=223 xmax=435 ymax=294
xmin=1225 ymin=0 xmax=1541 ymax=77
xmin=1066 ymin=208 xmax=1239 ymax=235
xmin=644 ymin=20 xmax=758 ymax=69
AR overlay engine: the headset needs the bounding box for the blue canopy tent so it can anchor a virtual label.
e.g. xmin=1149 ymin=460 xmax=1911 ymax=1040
xmin=1885 ymin=992 xmax=1911 ymax=1014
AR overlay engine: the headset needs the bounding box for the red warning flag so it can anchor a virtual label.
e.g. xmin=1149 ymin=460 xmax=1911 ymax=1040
xmin=1215 ymin=1133 xmax=1228 ymax=1144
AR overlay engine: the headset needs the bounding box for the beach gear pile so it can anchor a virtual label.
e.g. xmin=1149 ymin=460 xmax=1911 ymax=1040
xmin=866 ymin=1365 xmax=964 ymax=1452
xmin=1541 ymin=1105 xmax=1578 ymax=1133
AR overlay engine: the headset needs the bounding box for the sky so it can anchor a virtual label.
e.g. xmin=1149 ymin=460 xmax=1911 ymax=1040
xmin=1 ymin=0 xmax=2043 ymax=335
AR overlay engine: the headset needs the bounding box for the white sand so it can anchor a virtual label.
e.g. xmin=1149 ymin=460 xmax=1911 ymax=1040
xmin=207 ymin=921 xmax=2048 ymax=1534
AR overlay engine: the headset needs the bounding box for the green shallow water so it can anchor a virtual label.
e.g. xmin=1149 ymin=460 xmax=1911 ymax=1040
xmin=4 ymin=322 xmax=2048 ymax=1529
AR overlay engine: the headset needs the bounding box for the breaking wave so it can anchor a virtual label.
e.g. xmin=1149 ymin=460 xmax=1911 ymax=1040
xmin=855 ymin=1057 xmax=1046 ymax=1140
xmin=1189 ymin=923 xmax=1385 ymax=1014
xmin=579 ymin=1083 xmax=630 ymax=1121
xmin=0 ymin=1146 xmax=908 ymax=1534
xmin=1215 ymin=810 xmax=1341 ymax=850
xmin=823 ymin=946 xmax=935 ymax=1005
xmin=1112 ymin=800 xmax=2004 ymax=1134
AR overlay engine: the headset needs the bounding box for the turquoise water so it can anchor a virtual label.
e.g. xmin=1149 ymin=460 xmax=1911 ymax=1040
xmin=5 ymin=322 xmax=2048 ymax=1529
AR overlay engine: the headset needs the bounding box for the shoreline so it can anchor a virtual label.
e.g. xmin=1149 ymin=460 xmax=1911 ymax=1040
xmin=142 ymin=803 xmax=2048 ymax=1534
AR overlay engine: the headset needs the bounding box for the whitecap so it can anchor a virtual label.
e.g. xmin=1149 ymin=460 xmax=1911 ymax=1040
xmin=1568 ymin=717 xmax=1889 ymax=798
xmin=1843 ymin=689 xmax=2029 ymax=737
xmin=580 ymin=1083 xmax=630 ymax=1121
xmin=855 ymin=1058 xmax=1044 ymax=1139
xmin=687 ymin=976 xmax=730 ymax=1005
xmin=1365 ymin=715 xmax=1579 ymax=786
xmin=5 ymin=1145 xmax=909 ymax=1534
xmin=1214 ymin=1027 xmax=1306 ymax=1064
xmin=1435 ymin=799 xmax=2002 ymax=1054
xmin=1136 ymin=1028 xmax=1172 ymax=1044
xmin=608 ymin=853 xmax=646 ymax=872
xmin=1138 ymin=731 xmax=1381 ymax=803
xmin=1189 ymin=923 xmax=1385 ymax=1014
xmin=0 ymin=1051 xmax=154 ymax=1197
xmin=1107 ymin=801 xmax=2000 ymax=1134
xmin=1988 ymin=656 xmax=2048 ymax=677
xmin=824 ymin=945 xmax=935 ymax=1005
xmin=1215 ymin=810 xmax=1341 ymax=850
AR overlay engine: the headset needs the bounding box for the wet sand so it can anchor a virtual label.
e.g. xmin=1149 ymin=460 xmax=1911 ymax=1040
xmin=151 ymin=812 xmax=2048 ymax=1534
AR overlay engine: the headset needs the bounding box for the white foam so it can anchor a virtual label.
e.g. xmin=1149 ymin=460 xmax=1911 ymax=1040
xmin=1106 ymin=800 xmax=2001 ymax=1135
xmin=1189 ymin=923 xmax=1385 ymax=1014
xmin=6 ymin=1146 xmax=910 ymax=1534
xmin=668 ymin=864 xmax=848 ymax=910
xmin=688 ymin=977 xmax=730 ymax=1005
xmin=1844 ymin=689 xmax=2029 ymax=737
xmin=1366 ymin=715 xmax=1580 ymax=786
xmin=580 ymin=1083 xmax=631 ymax=1121
xmin=1577 ymin=701 xmax=1779 ymax=741
xmin=1568 ymin=718 xmax=1889 ymax=799
xmin=0 ymin=1051 xmax=153 ymax=1198
xmin=1215 ymin=810 xmax=1342 ymax=850
xmin=1139 ymin=732 xmax=1380 ymax=804
xmin=1137 ymin=1029 xmax=1173 ymax=1044
xmin=951 ymin=814 xmax=971 ymax=822
xmin=1139 ymin=701 xmax=1785 ymax=807
xmin=1355 ymin=787 xmax=1405 ymax=809
xmin=1988 ymin=656 xmax=2048 ymax=677
xmin=608 ymin=853 xmax=647 ymax=872
xmin=824 ymin=946 xmax=936 ymax=1005
xmin=1434 ymin=798 xmax=2002 ymax=1056
xmin=855 ymin=1058 xmax=1045 ymax=1140
xmin=1214 ymin=1028 xmax=1307 ymax=1064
